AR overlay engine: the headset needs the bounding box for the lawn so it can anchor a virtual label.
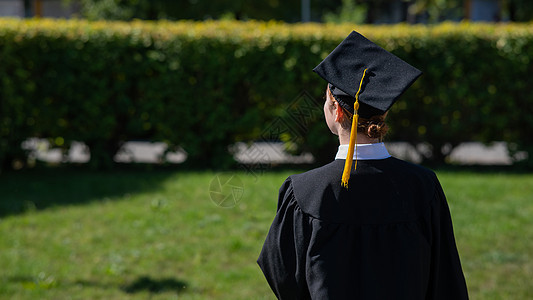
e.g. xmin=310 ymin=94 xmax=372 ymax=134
xmin=0 ymin=168 xmax=532 ymax=299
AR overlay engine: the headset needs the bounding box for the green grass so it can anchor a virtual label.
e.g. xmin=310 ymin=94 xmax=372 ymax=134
xmin=0 ymin=168 xmax=532 ymax=299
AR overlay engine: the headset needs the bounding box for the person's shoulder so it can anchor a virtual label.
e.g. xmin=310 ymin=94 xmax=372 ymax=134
xmin=383 ymin=157 xmax=443 ymax=203
xmin=386 ymin=156 xmax=438 ymax=181
xmin=284 ymin=160 xmax=345 ymax=219
xmin=289 ymin=160 xmax=345 ymax=196
xmin=290 ymin=160 xmax=344 ymax=183
xmin=273 ymin=165 xmax=336 ymax=217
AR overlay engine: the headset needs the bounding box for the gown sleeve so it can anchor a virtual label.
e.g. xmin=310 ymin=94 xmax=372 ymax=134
xmin=257 ymin=178 xmax=310 ymax=299
xmin=427 ymin=178 xmax=469 ymax=299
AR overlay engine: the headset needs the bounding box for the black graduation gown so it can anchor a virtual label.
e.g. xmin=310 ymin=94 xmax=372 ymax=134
xmin=257 ymin=157 xmax=468 ymax=299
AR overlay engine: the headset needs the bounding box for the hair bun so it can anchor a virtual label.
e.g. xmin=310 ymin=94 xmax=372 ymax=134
xmin=358 ymin=116 xmax=389 ymax=140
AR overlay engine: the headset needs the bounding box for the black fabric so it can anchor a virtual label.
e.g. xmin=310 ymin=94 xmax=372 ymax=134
xmin=313 ymin=31 xmax=422 ymax=117
xmin=257 ymin=158 xmax=469 ymax=299
xmin=328 ymin=83 xmax=384 ymax=118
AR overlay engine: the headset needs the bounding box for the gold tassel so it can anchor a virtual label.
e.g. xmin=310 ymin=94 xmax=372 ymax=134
xmin=341 ymin=68 xmax=368 ymax=189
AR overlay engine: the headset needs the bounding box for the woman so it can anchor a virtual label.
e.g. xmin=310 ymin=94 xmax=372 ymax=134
xmin=257 ymin=31 xmax=468 ymax=299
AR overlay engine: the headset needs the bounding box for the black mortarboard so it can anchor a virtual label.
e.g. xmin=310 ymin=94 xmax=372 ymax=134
xmin=313 ymin=31 xmax=422 ymax=118
xmin=313 ymin=31 xmax=422 ymax=189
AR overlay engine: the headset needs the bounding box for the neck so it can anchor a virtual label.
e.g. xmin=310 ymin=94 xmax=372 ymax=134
xmin=338 ymin=130 xmax=379 ymax=145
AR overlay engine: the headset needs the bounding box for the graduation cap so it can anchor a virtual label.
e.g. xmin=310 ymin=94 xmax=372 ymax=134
xmin=313 ymin=31 xmax=422 ymax=188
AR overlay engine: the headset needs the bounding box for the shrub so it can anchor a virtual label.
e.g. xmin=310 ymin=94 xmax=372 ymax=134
xmin=0 ymin=19 xmax=532 ymax=169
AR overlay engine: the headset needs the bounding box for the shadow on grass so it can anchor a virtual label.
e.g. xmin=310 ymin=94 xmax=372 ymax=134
xmin=122 ymin=276 xmax=188 ymax=294
xmin=0 ymin=165 xmax=181 ymax=218
xmin=6 ymin=275 xmax=189 ymax=295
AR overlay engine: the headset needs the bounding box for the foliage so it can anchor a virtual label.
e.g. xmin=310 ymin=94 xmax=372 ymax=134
xmin=62 ymin=0 xmax=533 ymax=23
xmin=1 ymin=169 xmax=533 ymax=299
xmin=409 ymin=0 xmax=464 ymax=22
xmin=501 ymin=0 xmax=533 ymax=22
xmin=412 ymin=0 xmax=533 ymax=22
xmin=323 ymin=0 xmax=368 ymax=24
xmin=0 ymin=19 xmax=532 ymax=170
xmin=64 ymin=0 xmax=338 ymax=22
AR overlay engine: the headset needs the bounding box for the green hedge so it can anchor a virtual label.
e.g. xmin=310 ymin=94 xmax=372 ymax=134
xmin=1 ymin=19 xmax=532 ymax=169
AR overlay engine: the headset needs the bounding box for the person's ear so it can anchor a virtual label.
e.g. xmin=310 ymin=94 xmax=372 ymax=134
xmin=334 ymin=102 xmax=344 ymax=122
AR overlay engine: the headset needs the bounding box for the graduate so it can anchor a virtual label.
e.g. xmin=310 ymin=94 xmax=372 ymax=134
xmin=257 ymin=31 xmax=469 ymax=299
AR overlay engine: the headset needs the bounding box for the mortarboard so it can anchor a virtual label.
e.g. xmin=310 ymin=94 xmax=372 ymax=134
xmin=313 ymin=30 xmax=422 ymax=188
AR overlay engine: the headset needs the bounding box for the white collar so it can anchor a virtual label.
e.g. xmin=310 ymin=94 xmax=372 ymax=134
xmin=335 ymin=142 xmax=391 ymax=160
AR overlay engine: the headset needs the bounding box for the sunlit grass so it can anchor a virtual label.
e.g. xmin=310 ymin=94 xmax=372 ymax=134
xmin=438 ymin=172 xmax=533 ymax=299
xmin=0 ymin=168 xmax=532 ymax=299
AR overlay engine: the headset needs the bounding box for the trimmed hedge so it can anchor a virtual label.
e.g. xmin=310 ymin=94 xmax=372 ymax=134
xmin=1 ymin=19 xmax=532 ymax=169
